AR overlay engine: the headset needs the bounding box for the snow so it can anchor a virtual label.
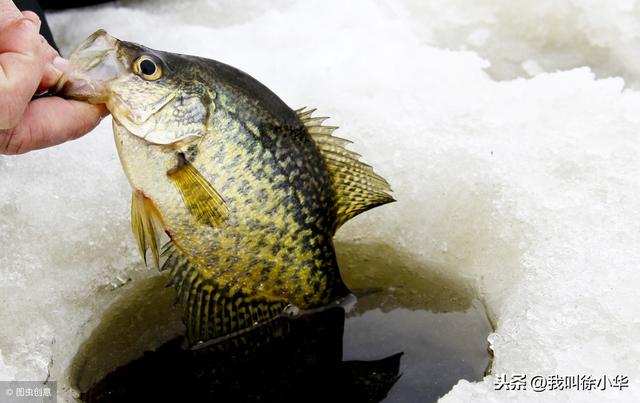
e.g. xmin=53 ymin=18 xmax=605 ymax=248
xmin=1 ymin=0 xmax=639 ymax=401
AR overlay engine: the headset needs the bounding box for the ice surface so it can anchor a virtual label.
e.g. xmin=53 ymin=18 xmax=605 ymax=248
xmin=394 ymin=0 xmax=640 ymax=87
xmin=1 ymin=0 xmax=639 ymax=401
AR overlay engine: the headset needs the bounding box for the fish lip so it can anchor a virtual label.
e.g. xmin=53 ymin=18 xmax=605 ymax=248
xmin=72 ymin=29 xmax=114 ymax=54
xmin=55 ymin=30 xmax=123 ymax=101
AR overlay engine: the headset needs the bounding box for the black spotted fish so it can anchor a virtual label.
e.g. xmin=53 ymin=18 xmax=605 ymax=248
xmin=57 ymin=30 xmax=394 ymax=346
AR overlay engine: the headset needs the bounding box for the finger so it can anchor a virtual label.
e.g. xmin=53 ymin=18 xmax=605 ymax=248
xmin=26 ymin=13 xmax=59 ymax=63
xmin=0 ymin=97 xmax=108 ymax=155
xmin=0 ymin=17 xmax=46 ymax=128
xmin=0 ymin=0 xmax=22 ymax=30
xmin=42 ymin=38 xmax=59 ymax=62
xmin=0 ymin=16 xmax=41 ymax=56
xmin=38 ymin=37 xmax=63 ymax=91
xmin=38 ymin=55 xmax=64 ymax=93
xmin=37 ymin=63 xmax=62 ymax=93
xmin=21 ymin=10 xmax=41 ymax=27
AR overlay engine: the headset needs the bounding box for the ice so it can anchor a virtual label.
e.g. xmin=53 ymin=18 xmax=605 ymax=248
xmin=1 ymin=0 xmax=639 ymax=401
xmin=394 ymin=0 xmax=640 ymax=86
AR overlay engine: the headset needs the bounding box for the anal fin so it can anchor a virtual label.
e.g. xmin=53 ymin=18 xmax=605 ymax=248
xmin=161 ymin=242 xmax=288 ymax=346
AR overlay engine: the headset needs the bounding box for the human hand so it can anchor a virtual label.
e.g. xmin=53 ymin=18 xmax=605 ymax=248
xmin=0 ymin=0 xmax=107 ymax=155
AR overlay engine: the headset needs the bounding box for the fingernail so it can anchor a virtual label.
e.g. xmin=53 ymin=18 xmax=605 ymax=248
xmin=53 ymin=56 xmax=70 ymax=72
xmin=47 ymin=63 xmax=63 ymax=80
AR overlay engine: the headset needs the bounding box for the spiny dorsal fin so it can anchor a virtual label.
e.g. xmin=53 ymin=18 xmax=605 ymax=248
xmin=160 ymin=242 xmax=288 ymax=346
xmin=167 ymin=152 xmax=228 ymax=227
xmin=297 ymin=107 xmax=395 ymax=232
xmin=131 ymin=191 xmax=164 ymax=268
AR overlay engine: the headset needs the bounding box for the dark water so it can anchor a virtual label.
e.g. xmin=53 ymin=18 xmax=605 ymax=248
xmin=70 ymin=242 xmax=492 ymax=403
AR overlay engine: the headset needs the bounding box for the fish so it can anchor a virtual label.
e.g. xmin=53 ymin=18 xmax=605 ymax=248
xmin=56 ymin=30 xmax=394 ymax=346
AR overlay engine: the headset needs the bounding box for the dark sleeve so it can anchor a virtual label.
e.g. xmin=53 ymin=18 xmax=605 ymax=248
xmin=39 ymin=1 xmax=114 ymax=10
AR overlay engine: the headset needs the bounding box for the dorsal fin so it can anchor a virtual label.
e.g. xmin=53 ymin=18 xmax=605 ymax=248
xmin=131 ymin=191 xmax=164 ymax=268
xmin=160 ymin=242 xmax=288 ymax=346
xmin=297 ymin=107 xmax=395 ymax=232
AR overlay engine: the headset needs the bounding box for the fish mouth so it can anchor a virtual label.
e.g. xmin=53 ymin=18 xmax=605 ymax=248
xmin=56 ymin=30 xmax=125 ymax=103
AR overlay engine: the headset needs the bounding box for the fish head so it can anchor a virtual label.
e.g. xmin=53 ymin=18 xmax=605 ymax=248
xmin=57 ymin=30 xmax=209 ymax=145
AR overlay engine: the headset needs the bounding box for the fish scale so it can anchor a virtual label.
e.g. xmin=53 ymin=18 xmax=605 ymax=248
xmin=57 ymin=30 xmax=394 ymax=346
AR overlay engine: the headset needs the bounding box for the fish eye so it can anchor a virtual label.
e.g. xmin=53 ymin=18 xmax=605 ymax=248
xmin=133 ymin=56 xmax=162 ymax=81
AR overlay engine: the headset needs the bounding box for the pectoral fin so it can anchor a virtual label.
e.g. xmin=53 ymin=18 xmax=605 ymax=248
xmin=167 ymin=153 xmax=228 ymax=227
